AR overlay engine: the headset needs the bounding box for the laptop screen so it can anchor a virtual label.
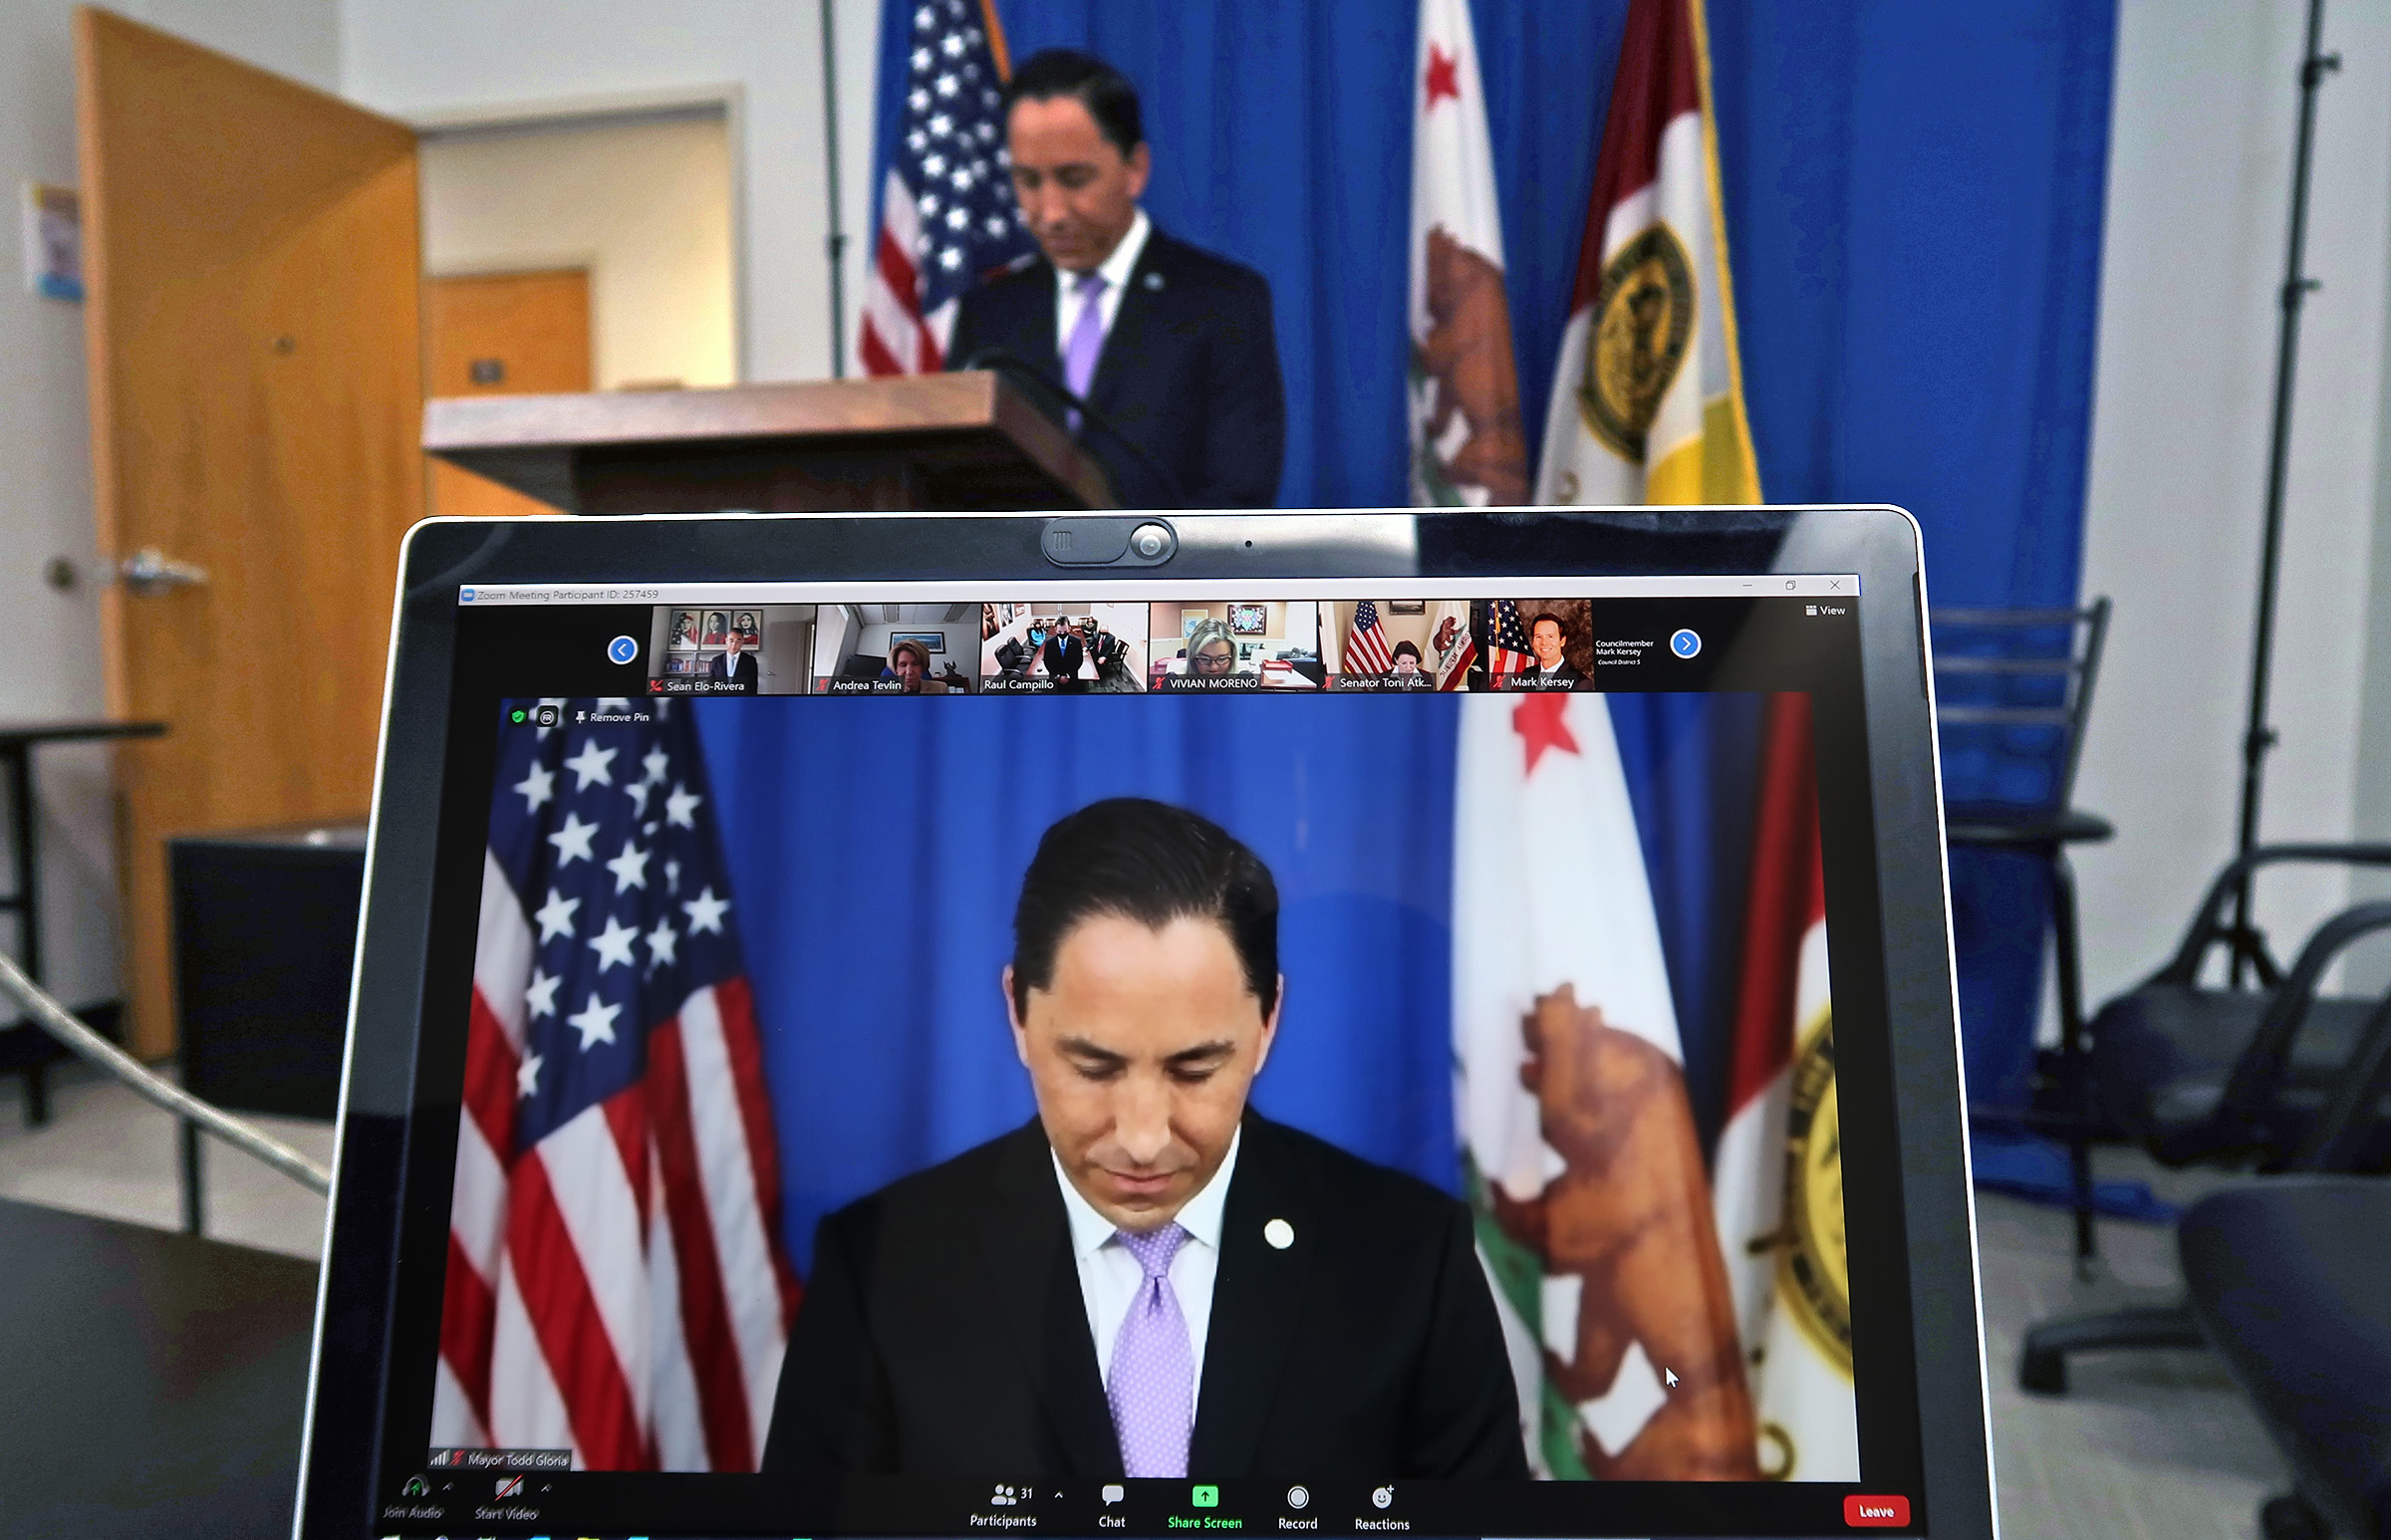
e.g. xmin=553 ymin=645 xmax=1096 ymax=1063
xmin=382 ymin=573 xmax=1922 ymax=1538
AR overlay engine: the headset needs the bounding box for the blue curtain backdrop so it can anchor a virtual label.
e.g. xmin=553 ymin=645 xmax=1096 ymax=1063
xmin=698 ymin=694 xmax=1461 ymax=1270
xmin=698 ymin=692 xmax=1772 ymax=1269
xmin=868 ymin=0 xmax=2120 ymax=1124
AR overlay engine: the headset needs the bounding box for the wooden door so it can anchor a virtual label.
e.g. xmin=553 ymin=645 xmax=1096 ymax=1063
xmin=426 ymin=269 xmax=592 ymax=517
xmin=77 ymin=8 xmax=424 ymax=1058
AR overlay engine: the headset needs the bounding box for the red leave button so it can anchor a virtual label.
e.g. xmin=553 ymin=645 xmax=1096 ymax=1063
xmin=1844 ymin=1494 xmax=1911 ymax=1527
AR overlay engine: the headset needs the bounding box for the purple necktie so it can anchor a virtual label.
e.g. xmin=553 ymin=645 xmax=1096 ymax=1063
xmin=1107 ymin=1222 xmax=1193 ymax=1478
xmin=1062 ymin=270 xmax=1108 ymax=430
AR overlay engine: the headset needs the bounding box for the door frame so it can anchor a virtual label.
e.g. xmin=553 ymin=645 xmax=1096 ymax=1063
xmin=408 ymin=86 xmax=749 ymax=385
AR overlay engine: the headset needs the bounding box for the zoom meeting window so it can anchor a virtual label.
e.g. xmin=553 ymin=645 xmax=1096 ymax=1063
xmin=389 ymin=579 xmax=1916 ymax=1539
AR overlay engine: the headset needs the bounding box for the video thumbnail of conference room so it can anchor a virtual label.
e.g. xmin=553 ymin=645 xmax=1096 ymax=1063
xmin=443 ymin=683 xmax=1853 ymax=1485
xmin=981 ymin=601 xmax=1150 ymax=690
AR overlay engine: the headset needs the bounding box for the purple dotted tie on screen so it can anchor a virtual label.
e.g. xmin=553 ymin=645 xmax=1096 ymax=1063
xmin=1062 ymin=270 xmax=1108 ymax=431
xmin=1107 ymin=1221 xmax=1194 ymax=1478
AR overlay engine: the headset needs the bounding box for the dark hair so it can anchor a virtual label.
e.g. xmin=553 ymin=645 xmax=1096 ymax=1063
xmin=1529 ymin=612 xmax=1568 ymax=639
xmin=1011 ymin=798 xmax=1277 ymax=1018
xmin=1391 ymin=640 xmax=1423 ymax=663
xmin=1004 ymin=48 xmax=1144 ymax=158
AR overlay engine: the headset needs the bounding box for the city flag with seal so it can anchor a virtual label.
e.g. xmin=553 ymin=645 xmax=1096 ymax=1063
xmin=1534 ymin=0 xmax=1760 ymax=507
xmin=1709 ymin=693 xmax=1857 ymax=1479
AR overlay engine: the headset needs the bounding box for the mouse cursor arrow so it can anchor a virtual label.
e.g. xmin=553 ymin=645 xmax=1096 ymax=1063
xmin=1663 ymin=1368 xmax=1679 ymax=1388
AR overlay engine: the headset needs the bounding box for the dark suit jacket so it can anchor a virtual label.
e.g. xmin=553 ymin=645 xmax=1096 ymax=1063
xmin=946 ymin=226 xmax=1286 ymax=509
xmin=761 ymin=1113 xmax=1525 ymax=1481
xmin=1038 ymin=633 xmax=1086 ymax=680
xmin=707 ymin=650 xmax=759 ymax=684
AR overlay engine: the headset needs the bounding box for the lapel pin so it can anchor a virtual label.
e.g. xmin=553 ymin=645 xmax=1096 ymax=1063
xmin=1264 ymin=1218 xmax=1294 ymax=1250
xmin=1144 ymin=271 xmax=1165 ymax=291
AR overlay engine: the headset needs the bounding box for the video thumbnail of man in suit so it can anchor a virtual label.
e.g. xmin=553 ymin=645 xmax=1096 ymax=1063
xmin=1482 ymin=599 xmax=1595 ymax=691
xmin=982 ymin=601 xmax=1148 ymax=692
xmin=441 ymin=687 xmax=1854 ymax=1490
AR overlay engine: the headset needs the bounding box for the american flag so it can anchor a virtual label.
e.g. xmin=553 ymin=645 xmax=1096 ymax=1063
xmin=1487 ymin=600 xmax=1534 ymax=680
xmin=859 ymin=0 xmax=1036 ymax=376
xmin=435 ymin=698 xmax=797 ymax=1472
xmin=1341 ymin=600 xmax=1395 ymax=676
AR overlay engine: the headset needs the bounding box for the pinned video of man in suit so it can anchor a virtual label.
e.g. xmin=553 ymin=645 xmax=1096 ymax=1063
xmin=763 ymin=799 xmax=1526 ymax=1481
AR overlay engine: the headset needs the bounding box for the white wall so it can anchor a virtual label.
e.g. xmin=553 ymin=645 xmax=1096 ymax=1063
xmin=0 ymin=0 xmax=338 ymax=1022
xmin=343 ymin=0 xmax=884 ymax=385
xmin=2073 ymin=0 xmax=2391 ymax=1001
xmin=421 ymin=114 xmax=738 ymax=390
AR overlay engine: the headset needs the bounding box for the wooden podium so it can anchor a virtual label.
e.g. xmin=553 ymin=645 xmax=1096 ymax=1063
xmin=421 ymin=371 xmax=1117 ymax=514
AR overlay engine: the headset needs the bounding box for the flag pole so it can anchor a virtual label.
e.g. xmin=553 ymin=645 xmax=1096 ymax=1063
xmin=819 ymin=0 xmax=849 ymax=379
xmin=2230 ymin=0 xmax=2337 ymax=982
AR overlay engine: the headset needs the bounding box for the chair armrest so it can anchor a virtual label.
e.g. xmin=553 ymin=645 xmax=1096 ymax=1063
xmin=2153 ymin=843 xmax=2391 ymax=986
xmin=2213 ymin=898 xmax=2391 ymax=1137
xmin=2288 ymin=985 xmax=2391 ymax=1171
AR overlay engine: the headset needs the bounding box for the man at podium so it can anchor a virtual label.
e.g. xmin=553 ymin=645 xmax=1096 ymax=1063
xmin=950 ymin=49 xmax=1286 ymax=509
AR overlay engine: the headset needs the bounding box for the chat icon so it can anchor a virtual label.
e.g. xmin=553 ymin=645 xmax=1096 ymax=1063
xmin=1103 ymin=1484 xmax=1126 ymax=1506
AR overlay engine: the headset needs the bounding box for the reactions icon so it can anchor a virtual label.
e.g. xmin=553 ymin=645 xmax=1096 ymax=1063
xmin=1371 ymin=1486 xmax=1394 ymax=1509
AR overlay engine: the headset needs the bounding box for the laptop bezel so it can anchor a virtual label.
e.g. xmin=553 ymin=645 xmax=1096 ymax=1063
xmin=296 ymin=506 xmax=1990 ymax=1540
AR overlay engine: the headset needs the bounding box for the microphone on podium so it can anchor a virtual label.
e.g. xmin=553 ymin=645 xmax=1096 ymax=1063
xmin=954 ymin=346 xmax=1191 ymax=509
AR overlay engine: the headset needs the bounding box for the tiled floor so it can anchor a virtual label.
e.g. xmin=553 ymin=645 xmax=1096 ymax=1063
xmin=1974 ymin=1155 xmax=2287 ymax=1540
xmin=0 ymin=1060 xmax=335 ymax=1259
xmin=0 ymin=1063 xmax=2294 ymax=1537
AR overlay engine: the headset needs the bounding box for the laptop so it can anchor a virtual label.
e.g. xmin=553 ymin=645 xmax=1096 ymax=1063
xmin=297 ymin=508 xmax=1992 ymax=1539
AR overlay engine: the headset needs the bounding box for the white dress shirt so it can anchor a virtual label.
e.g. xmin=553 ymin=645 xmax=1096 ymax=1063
xmin=1052 ymin=1124 xmax=1239 ymax=1400
xmin=1053 ymin=208 xmax=1153 ymax=370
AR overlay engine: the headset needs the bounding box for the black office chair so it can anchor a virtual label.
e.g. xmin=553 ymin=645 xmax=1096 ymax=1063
xmin=1933 ymin=598 xmax=2113 ymax=1264
xmin=2018 ymin=843 xmax=2391 ymax=1394
xmin=2181 ymin=1176 xmax=2391 ymax=1540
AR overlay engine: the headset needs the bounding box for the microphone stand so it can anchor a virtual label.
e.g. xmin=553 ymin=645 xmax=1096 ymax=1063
xmin=955 ymin=347 xmax=1193 ymax=508
xmin=2230 ymin=0 xmax=2338 ymax=984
